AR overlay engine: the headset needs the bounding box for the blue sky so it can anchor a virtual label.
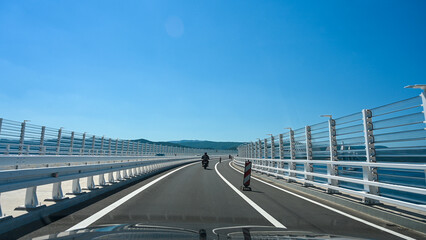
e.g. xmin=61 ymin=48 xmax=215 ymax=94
xmin=0 ymin=0 xmax=425 ymax=142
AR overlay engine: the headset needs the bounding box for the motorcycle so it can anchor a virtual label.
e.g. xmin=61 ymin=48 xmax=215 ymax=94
xmin=202 ymin=160 xmax=209 ymax=169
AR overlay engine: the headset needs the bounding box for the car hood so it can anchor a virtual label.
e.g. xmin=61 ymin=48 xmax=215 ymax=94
xmin=33 ymin=224 xmax=368 ymax=239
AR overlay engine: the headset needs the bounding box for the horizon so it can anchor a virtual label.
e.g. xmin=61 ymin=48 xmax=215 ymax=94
xmin=1 ymin=0 xmax=425 ymax=142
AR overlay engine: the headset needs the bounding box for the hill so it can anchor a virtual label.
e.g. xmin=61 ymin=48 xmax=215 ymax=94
xmin=133 ymin=139 xmax=243 ymax=150
xmin=168 ymin=140 xmax=244 ymax=150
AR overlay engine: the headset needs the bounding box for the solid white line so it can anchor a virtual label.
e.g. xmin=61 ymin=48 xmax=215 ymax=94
xmin=214 ymin=162 xmax=286 ymax=229
xmin=67 ymin=161 xmax=199 ymax=231
xmin=228 ymin=161 xmax=415 ymax=240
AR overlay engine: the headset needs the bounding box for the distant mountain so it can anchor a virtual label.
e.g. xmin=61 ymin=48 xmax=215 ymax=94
xmin=169 ymin=140 xmax=244 ymax=150
xmin=133 ymin=138 xmax=184 ymax=148
xmin=132 ymin=139 xmax=244 ymax=150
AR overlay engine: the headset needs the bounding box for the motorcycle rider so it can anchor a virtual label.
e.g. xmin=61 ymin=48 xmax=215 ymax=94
xmin=201 ymin=152 xmax=210 ymax=167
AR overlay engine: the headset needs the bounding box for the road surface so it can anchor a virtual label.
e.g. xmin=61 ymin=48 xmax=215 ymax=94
xmin=15 ymin=158 xmax=422 ymax=239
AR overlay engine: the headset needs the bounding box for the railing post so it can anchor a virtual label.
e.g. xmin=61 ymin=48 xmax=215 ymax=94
xmin=123 ymin=168 xmax=129 ymax=179
xmin=256 ymin=139 xmax=262 ymax=158
xmin=91 ymin=136 xmax=96 ymax=155
xmin=69 ymin=131 xmax=74 ymax=155
xmin=48 ymin=182 xmax=67 ymax=201
xmin=108 ymin=138 xmax=112 ymax=155
xmin=40 ymin=126 xmax=45 ymax=155
xmin=17 ymin=186 xmax=44 ymax=210
xmin=271 ymin=135 xmax=277 ymax=176
xmin=99 ymin=174 xmax=107 ymax=186
xmin=362 ymin=109 xmax=380 ymax=204
xmin=19 ymin=121 xmax=26 ymax=155
xmin=279 ymin=133 xmax=284 ymax=176
xmin=108 ymin=171 xmax=115 ymax=183
xmin=100 ymin=136 xmax=104 ymax=155
xmin=121 ymin=140 xmax=124 ymax=155
xmin=257 ymin=139 xmax=261 ymax=169
xmin=72 ymin=179 xmax=82 ymax=194
xmin=263 ymin=139 xmax=267 ymax=159
xmin=126 ymin=140 xmax=130 ymax=155
xmin=279 ymin=134 xmax=284 ymax=159
xmin=137 ymin=142 xmax=140 ymax=155
xmin=56 ymin=128 xmax=62 ymax=155
xmin=289 ymin=129 xmax=296 ymax=182
xmin=304 ymin=126 xmax=313 ymax=186
xmin=421 ymin=91 xmax=426 ymax=125
xmin=116 ymin=170 xmax=122 ymax=180
xmin=87 ymin=176 xmax=96 ymax=190
xmin=0 ymin=193 xmax=12 ymax=220
xmin=264 ymin=138 xmax=269 ymax=173
xmin=81 ymin=133 xmax=86 ymax=155
xmin=327 ymin=118 xmax=339 ymax=193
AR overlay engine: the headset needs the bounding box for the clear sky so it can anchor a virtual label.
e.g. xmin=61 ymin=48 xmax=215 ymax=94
xmin=0 ymin=0 xmax=425 ymax=142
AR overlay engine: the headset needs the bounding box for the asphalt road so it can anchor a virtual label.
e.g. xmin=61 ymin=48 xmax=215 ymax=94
xmin=18 ymin=158 xmax=422 ymax=239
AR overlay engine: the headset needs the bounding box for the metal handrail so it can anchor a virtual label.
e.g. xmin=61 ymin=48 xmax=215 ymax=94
xmin=233 ymin=158 xmax=426 ymax=212
xmin=237 ymin=87 xmax=426 ymax=209
xmin=0 ymin=117 xmax=237 ymax=157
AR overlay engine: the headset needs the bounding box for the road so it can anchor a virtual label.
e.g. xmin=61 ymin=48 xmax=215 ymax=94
xmin=16 ymin=158 xmax=422 ymax=239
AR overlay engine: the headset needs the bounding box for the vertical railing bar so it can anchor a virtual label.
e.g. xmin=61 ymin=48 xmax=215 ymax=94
xmin=289 ymin=129 xmax=296 ymax=182
xmin=304 ymin=126 xmax=313 ymax=186
xmin=327 ymin=118 xmax=339 ymax=193
xmin=91 ymin=136 xmax=95 ymax=155
xmin=100 ymin=136 xmax=104 ymax=155
xmin=81 ymin=133 xmax=86 ymax=155
xmin=69 ymin=131 xmax=74 ymax=155
xmin=108 ymin=138 xmax=112 ymax=156
xmin=362 ymin=109 xmax=380 ymax=204
xmin=40 ymin=126 xmax=45 ymax=155
xmin=56 ymin=128 xmax=62 ymax=155
xmin=19 ymin=121 xmax=26 ymax=155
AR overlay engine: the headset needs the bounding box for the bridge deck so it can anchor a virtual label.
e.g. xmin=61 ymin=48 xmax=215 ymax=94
xmin=15 ymin=158 xmax=425 ymax=240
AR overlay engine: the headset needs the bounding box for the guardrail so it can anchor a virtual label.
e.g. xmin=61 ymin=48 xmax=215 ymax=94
xmin=237 ymin=86 xmax=426 ymax=211
xmin=0 ymin=156 xmax=199 ymax=219
xmin=0 ymin=118 xmax=234 ymax=221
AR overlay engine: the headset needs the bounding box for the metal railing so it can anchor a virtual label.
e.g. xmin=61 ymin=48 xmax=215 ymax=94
xmin=237 ymin=86 xmax=426 ymax=211
xmin=0 ymin=119 xmax=234 ymax=220
xmin=0 ymin=119 xmax=223 ymax=157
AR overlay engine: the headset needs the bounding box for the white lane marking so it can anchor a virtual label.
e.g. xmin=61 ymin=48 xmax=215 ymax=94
xmin=67 ymin=161 xmax=199 ymax=231
xmin=214 ymin=162 xmax=287 ymax=229
xmin=228 ymin=162 xmax=415 ymax=240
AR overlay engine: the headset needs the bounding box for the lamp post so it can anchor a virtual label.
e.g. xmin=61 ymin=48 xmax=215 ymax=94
xmin=405 ymin=85 xmax=426 ymax=124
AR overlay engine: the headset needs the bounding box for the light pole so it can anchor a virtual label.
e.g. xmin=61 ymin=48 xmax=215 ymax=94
xmin=405 ymin=84 xmax=426 ymax=93
xmin=320 ymin=115 xmax=332 ymax=119
xmin=405 ymin=85 xmax=426 ymax=124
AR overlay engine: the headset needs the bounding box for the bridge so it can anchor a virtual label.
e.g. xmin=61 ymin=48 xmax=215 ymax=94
xmin=0 ymin=87 xmax=425 ymax=239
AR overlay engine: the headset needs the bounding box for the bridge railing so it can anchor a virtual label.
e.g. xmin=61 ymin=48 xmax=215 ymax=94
xmin=0 ymin=119 xmax=234 ymax=220
xmin=0 ymin=155 xmax=199 ymax=223
xmin=0 ymin=118 xmax=214 ymax=157
xmin=236 ymin=88 xmax=426 ymax=212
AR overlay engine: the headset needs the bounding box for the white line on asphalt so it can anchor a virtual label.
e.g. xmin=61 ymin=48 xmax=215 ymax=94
xmin=67 ymin=161 xmax=199 ymax=231
xmin=228 ymin=161 xmax=415 ymax=240
xmin=214 ymin=162 xmax=287 ymax=229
